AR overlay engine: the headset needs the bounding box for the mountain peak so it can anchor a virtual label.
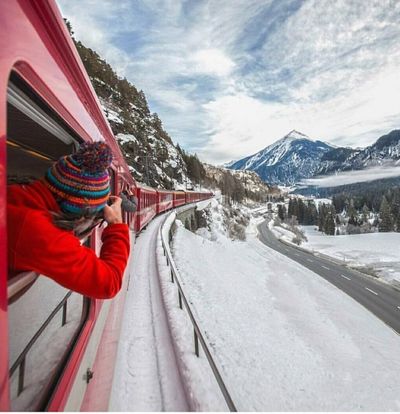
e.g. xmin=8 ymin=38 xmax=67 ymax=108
xmin=283 ymin=130 xmax=310 ymax=141
xmin=227 ymin=130 xmax=332 ymax=185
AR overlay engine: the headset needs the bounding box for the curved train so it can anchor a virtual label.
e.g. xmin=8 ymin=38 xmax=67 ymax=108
xmin=0 ymin=1 xmax=212 ymax=411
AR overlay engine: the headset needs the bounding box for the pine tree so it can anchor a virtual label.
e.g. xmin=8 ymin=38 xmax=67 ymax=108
xmin=310 ymin=202 xmax=319 ymax=225
xmin=278 ymin=204 xmax=285 ymax=221
xmin=324 ymin=211 xmax=336 ymax=235
xmin=361 ymin=204 xmax=370 ymax=224
xmin=347 ymin=204 xmax=358 ymax=226
xmin=288 ymin=198 xmax=294 ymax=218
xmin=318 ymin=203 xmax=326 ymax=232
xmin=379 ymin=196 xmax=393 ymax=232
xmin=297 ymin=199 xmax=305 ymax=224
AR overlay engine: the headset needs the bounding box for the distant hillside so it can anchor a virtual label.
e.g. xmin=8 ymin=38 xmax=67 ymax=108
xmin=315 ymin=130 xmax=400 ymax=178
xmin=203 ymin=164 xmax=279 ymax=203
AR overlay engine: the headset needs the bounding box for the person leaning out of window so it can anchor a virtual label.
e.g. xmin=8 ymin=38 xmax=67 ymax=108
xmin=7 ymin=142 xmax=130 ymax=299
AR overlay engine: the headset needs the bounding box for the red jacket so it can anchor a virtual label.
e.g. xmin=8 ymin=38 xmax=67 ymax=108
xmin=7 ymin=180 xmax=130 ymax=299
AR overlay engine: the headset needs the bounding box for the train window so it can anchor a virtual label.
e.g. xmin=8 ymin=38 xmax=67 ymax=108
xmin=6 ymin=73 xmax=88 ymax=411
xmin=8 ymin=280 xmax=88 ymax=411
xmin=7 ymin=73 xmax=78 ymax=182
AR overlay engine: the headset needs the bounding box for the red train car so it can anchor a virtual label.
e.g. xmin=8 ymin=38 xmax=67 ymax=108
xmin=185 ymin=190 xmax=214 ymax=204
xmin=173 ymin=190 xmax=186 ymax=208
xmin=1 ymin=1 xmax=136 ymax=411
xmin=156 ymin=189 xmax=174 ymax=214
xmin=135 ymin=185 xmax=158 ymax=232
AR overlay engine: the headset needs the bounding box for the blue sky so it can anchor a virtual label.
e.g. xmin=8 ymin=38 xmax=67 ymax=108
xmin=58 ymin=0 xmax=400 ymax=165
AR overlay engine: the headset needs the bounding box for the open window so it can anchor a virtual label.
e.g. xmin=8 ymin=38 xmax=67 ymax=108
xmin=7 ymin=72 xmax=89 ymax=411
xmin=7 ymin=73 xmax=77 ymax=183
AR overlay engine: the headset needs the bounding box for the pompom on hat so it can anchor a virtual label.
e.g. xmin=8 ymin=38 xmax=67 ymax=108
xmin=44 ymin=142 xmax=112 ymax=216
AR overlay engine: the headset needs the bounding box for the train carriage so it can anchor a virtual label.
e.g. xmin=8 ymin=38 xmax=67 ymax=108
xmin=156 ymin=189 xmax=174 ymax=214
xmin=135 ymin=185 xmax=158 ymax=232
xmin=185 ymin=190 xmax=214 ymax=204
xmin=173 ymin=190 xmax=186 ymax=208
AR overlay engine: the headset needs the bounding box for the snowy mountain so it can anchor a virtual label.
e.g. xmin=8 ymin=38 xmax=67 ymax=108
xmin=317 ymin=130 xmax=400 ymax=175
xmin=229 ymin=129 xmax=400 ymax=187
xmin=228 ymin=130 xmax=333 ymax=185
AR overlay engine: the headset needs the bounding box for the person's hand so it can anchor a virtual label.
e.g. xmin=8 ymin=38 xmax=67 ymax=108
xmin=103 ymin=196 xmax=123 ymax=225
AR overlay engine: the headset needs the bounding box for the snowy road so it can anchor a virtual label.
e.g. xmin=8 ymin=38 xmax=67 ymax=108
xmin=109 ymin=214 xmax=189 ymax=411
xmin=258 ymin=220 xmax=400 ymax=335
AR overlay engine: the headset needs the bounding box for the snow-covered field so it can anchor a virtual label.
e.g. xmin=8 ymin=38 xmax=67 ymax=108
xmin=170 ymin=201 xmax=400 ymax=411
xmin=300 ymin=225 xmax=400 ymax=285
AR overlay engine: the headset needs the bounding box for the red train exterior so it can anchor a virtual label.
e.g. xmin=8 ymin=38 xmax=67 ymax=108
xmin=173 ymin=190 xmax=186 ymax=208
xmin=185 ymin=190 xmax=213 ymax=204
xmin=156 ymin=189 xmax=174 ymax=214
xmin=135 ymin=186 xmax=158 ymax=232
xmin=1 ymin=1 xmax=212 ymax=411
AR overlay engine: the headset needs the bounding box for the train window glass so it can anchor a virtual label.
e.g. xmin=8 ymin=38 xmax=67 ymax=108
xmin=6 ymin=73 xmax=87 ymax=411
xmin=8 ymin=279 xmax=85 ymax=411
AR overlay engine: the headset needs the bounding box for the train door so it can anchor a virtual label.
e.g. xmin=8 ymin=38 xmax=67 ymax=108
xmin=5 ymin=73 xmax=90 ymax=411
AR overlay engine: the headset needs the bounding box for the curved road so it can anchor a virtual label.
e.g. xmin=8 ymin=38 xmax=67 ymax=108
xmin=258 ymin=220 xmax=400 ymax=335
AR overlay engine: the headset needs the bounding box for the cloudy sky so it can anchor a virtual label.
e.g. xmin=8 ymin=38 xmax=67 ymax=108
xmin=58 ymin=0 xmax=400 ymax=165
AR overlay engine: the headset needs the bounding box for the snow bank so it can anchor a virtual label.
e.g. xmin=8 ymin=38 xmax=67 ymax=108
xmin=158 ymin=213 xmax=227 ymax=411
xmin=170 ymin=206 xmax=400 ymax=410
xmin=268 ymin=220 xmax=296 ymax=244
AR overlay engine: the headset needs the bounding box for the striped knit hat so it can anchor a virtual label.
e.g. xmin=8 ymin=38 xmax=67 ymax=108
xmin=45 ymin=142 xmax=112 ymax=216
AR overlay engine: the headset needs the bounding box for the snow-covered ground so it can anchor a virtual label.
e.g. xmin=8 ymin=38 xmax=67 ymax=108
xmin=169 ymin=200 xmax=400 ymax=411
xmin=300 ymin=225 xmax=400 ymax=285
xmin=110 ymin=215 xmax=189 ymax=411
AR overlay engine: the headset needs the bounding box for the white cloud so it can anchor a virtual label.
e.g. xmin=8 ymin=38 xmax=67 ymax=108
xmin=190 ymin=49 xmax=235 ymax=77
xmin=301 ymin=165 xmax=400 ymax=188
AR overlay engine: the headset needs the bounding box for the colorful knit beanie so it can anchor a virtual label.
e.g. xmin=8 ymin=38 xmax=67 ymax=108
xmin=45 ymin=142 xmax=113 ymax=216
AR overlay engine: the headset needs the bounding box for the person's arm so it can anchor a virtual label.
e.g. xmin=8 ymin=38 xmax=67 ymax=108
xmin=15 ymin=202 xmax=130 ymax=299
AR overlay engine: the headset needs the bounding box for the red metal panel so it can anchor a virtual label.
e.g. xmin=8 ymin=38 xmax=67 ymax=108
xmin=0 ymin=38 xmax=9 ymax=413
xmin=46 ymin=301 xmax=98 ymax=411
xmin=80 ymin=272 xmax=129 ymax=411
